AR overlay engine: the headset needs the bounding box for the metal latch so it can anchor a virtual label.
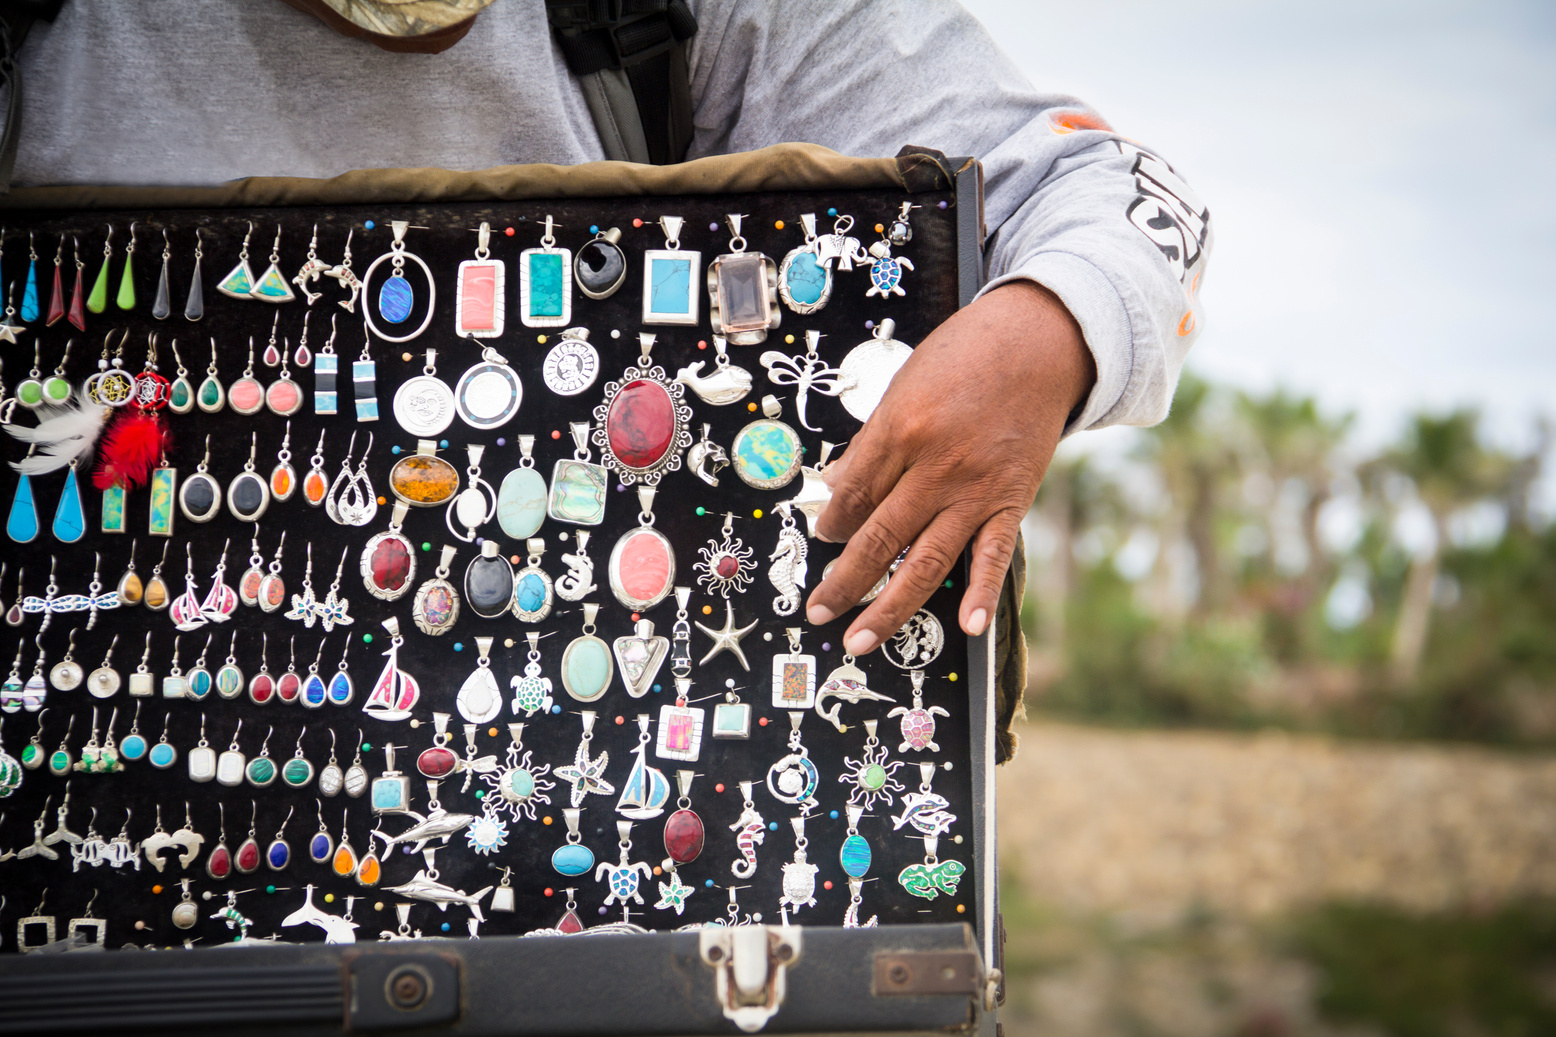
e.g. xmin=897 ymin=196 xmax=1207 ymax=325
xmin=699 ymin=925 xmax=802 ymax=1033
xmin=873 ymin=950 xmax=983 ymax=996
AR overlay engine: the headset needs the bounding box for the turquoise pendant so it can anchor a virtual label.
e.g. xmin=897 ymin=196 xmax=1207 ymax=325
xmin=7 ymin=473 xmax=39 ymax=543
xmin=497 ymin=466 xmax=548 ymax=539
xmin=52 ymin=465 xmax=86 ymax=543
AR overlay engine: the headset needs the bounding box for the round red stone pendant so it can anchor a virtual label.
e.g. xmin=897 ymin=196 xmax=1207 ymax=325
xmin=664 ymin=808 xmax=704 ymax=865
xmin=608 ymin=526 xmax=675 ymax=610
xmin=276 ymin=671 xmax=301 ymax=703
xmin=361 ymin=531 xmax=416 ymax=601
xmin=417 ymin=746 xmax=459 ymax=779
xmin=249 ymin=671 xmax=275 ymax=704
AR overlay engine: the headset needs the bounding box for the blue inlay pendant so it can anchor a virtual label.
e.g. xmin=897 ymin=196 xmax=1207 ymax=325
xmin=378 ymin=276 xmax=413 ymax=323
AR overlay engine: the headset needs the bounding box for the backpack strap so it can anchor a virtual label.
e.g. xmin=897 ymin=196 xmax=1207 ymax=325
xmin=0 ymin=0 xmax=64 ymax=195
xmin=545 ymin=0 xmax=697 ymax=166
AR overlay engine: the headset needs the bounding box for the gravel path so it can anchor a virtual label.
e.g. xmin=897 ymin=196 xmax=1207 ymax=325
xmin=997 ymin=722 xmax=1556 ymax=917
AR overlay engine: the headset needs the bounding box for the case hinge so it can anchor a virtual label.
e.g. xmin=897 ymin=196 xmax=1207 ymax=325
xmin=872 ymin=950 xmax=985 ymax=997
xmin=698 ymin=925 xmax=802 ymax=1033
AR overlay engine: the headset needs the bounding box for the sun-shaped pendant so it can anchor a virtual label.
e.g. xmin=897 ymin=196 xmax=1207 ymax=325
xmin=694 ymin=511 xmax=755 ymax=598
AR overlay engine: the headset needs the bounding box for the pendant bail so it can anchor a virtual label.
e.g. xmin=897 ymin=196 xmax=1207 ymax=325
xmin=863 ymin=719 xmax=879 ymax=740
xmin=582 ymin=602 xmax=600 ymax=630
xmin=616 ymin=819 xmax=633 ymax=843
xmin=674 ymin=675 xmax=691 ymax=703
xmin=675 ymin=586 xmax=691 ymax=611
xmin=518 ymin=434 xmax=536 ymax=463
xmin=466 ymin=443 xmax=484 ymax=468
xmin=569 ymin=421 xmax=591 ymax=458
xmin=875 ymin=317 xmax=897 ymax=341
xmin=436 ymin=544 xmax=457 ymax=574
xmin=761 ymin=394 xmax=781 ymax=419
xmin=475 ymin=636 xmax=493 ymax=664
xmin=658 ymin=216 xmax=683 ymax=249
xmin=564 ymin=808 xmax=582 ymax=837
xmin=389 ymin=499 xmax=410 ymax=531
xmin=845 ymin=802 xmax=864 ymax=828
xmin=799 ymin=213 xmax=818 ymax=240
xmin=381 ymin=616 xmax=401 ymax=640
xmin=637 ymin=485 xmax=656 ymax=522
xmin=924 ymin=835 xmax=939 ymax=860
xmin=579 ymin=709 xmax=597 ymax=736
xmin=805 ymin=329 xmax=823 ymax=357
xmin=638 ymin=332 xmax=655 ymax=365
xmin=676 ymin=769 xmax=695 ymax=799
xmin=920 ymin=762 xmax=936 ymax=786
xmin=788 ymin=711 xmax=804 ymax=733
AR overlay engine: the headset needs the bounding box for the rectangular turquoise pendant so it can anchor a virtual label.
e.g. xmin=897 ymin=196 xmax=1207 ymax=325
xmin=353 ymin=357 xmax=378 ymax=422
xmin=642 ymin=216 xmax=700 ymax=326
xmin=148 ymin=466 xmax=176 ymax=537
xmin=314 ymin=353 xmax=338 ymax=415
xmin=100 ymin=480 xmax=126 ymax=534
xmin=519 ymin=248 xmax=570 ymax=327
xmin=712 ymin=700 xmax=752 ymax=740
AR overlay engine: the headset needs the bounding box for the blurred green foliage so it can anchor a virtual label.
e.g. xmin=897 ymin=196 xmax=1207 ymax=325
xmin=1023 ymin=374 xmax=1555 ymax=744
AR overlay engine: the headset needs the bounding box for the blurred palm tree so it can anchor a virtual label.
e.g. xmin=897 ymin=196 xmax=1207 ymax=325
xmin=1382 ymin=410 xmax=1510 ymax=684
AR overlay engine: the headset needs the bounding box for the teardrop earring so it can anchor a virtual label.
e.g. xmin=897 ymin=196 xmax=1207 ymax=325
xmin=196 ymin=337 xmax=224 ymax=413
xmin=294 ymin=310 xmax=314 ymax=367
xmin=86 ymin=225 xmax=113 ymax=314
xmin=270 ymin=421 xmax=296 ymax=501
xmin=152 ymin=228 xmax=173 ymax=321
xmin=144 ymin=540 xmax=171 ymax=611
xmin=261 ymin=311 xmax=281 ymax=368
xmin=21 ymin=230 xmax=40 ymax=323
xmin=67 ymin=236 xmax=86 ymax=330
xmin=184 ymin=228 xmax=206 ymax=322
xmin=166 ymin=338 xmax=194 ymax=414
xmin=116 ymin=222 xmax=139 ymax=311
xmin=45 ymin=233 xmax=65 ymax=327
xmin=115 ymin=538 xmax=142 ymax=604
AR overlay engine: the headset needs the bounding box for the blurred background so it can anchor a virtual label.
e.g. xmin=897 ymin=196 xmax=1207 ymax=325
xmin=962 ymin=1 xmax=1556 ymax=1033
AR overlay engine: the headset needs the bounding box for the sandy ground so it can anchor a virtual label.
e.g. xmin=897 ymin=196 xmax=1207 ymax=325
xmin=992 ymin=722 xmax=1556 ymax=1036
xmin=998 ymin=722 xmax=1556 ymax=919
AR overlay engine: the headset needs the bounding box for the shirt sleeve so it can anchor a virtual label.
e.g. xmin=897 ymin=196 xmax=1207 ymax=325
xmin=684 ymin=0 xmax=1212 ymax=433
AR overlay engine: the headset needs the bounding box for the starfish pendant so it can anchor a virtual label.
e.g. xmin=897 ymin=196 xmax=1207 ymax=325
xmin=554 ymin=741 xmax=614 ymax=808
xmin=694 ymin=600 xmax=759 ymax=671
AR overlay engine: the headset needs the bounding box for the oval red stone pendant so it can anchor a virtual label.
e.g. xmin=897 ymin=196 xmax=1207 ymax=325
xmin=592 ymin=335 xmax=691 ymax=485
xmin=664 ymin=807 xmax=704 ymax=865
xmin=303 ymin=468 xmax=329 ymax=506
xmin=249 ymin=670 xmax=275 ymax=705
xmin=361 ymin=504 xmax=417 ymax=602
xmin=276 ymin=670 xmax=301 ymax=703
xmin=417 ymin=746 xmax=458 ymax=779
xmin=609 ymin=488 xmax=676 ymax=610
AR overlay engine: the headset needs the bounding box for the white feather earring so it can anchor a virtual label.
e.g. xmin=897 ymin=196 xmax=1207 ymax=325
xmin=4 ymin=398 xmax=112 ymax=476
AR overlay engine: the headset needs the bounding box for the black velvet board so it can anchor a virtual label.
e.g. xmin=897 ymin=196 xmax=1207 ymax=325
xmin=0 ymin=189 xmax=974 ymax=950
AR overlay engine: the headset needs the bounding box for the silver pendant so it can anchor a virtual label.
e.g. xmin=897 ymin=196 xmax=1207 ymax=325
xmin=574 ymin=225 xmax=627 ymax=300
xmin=542 ymin=326 xmax=600 ymax=396
xmin=778 ymin=816 xmax=819 ymax=912
xmin=616 ymin=715 xmax=670 ymax=820
xmin=760 ymin=330 xmax=843 ymax=433
xmin=882 ymin=610 xmax=945 ymax=670
xmin=771 ymin=627 xmax=816 ymax=709
xmin=392 ymin=348 xmax=455 ymax=437
xmin=383 ymin=849 xmax=491 ymax=918
xmin=768 ymin=502 xmax=809 ymax=617
xmin=49 ymin=628 xmax=82 ymax=690
xmin=815 ymin=654 xmax=895 ymax=733
xmin=777 ymin=212 xmax=835 ymax=315
xmin=613 ymin=618 xmax=668 ymax=698
xmin=607 ymin=486 xmax=676 ymax=611
xmin=595 ymin=820 xmax=653 ymax=906
xmin=712 ymin=684 xmax=752 ymax=740
xmin=270 ymin=420 xmax=297 ymax=501
xmin=519 ymin=215 xmax=572 ymax=328
xmin=511 ymin=538 xmax=555 ymax=622
xmin=839 ymin=719 xmax=905 ymax=811
xmin=508 ymin=631 xmax=555 ymax=717
xmin=693 ymin=510 xmax=754 ymax=598
xmin=838 ymin=317 xmax=913 ymax=422
xmin=675 ymin=334 xmax=753 ymax=406
xmin=592 ymin=334 xmax=694 ymax=487
xmin=731 ymin=394 xmax=803 ymax=490
xmin=456 ymin=637 xmax=503 ymax=724
xmin=455 ymin=222 xmax=505 ymax=338
xmin=446 ymin=444 xmax=497 ymax=543
xmin=695 ymin=599 xmax=758 ymax=671
xmin=766 ymin=711 xmax=820 ymax=811
xmin=729 ymin=781 xmax=765 ymax=879
xmin=865 ymin=238 xmax=915 ymax=299
xmin=412 ymin=545 xmax=461 ymax=636
xmin=641 ymin=216 xmax=700 ymax=326
xmin=553 ymin=710 xmax=614 ymax=807
xmin=227 ymin=433 xmax=272 ymax=523
xmin=362 ymin=221 xmax=436 ymax=344
xmin=454 ymin=347 xmax=522 ymax=429
xmin=361 ymin=500 xmax=417 ymax=601
xmin=888 ymin=670 xmax=950 ymax=752
xmin=548 ymin=421 xmax=609 ymax=526
xmin=655 ymin=678 xmax=705 ymax=762
xmin=706 ymin=213 xmax=779 ymax=345
xmin=898 ymin=835 xmax=966 ymax=901
xmin=178 ymin=436 xmax=222 ymax=524
xmin=687 ymin=423 xmax=731 ymax=487
xmin=555 ymin=530 xmax=598 ymax=602
xmin=560 ymin=604 xmax=613 ymax=703
xmin=891 ymin=761 xmax=957 ymax=838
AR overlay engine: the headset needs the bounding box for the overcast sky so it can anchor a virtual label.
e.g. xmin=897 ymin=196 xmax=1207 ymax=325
xmin=962 ymin=0 xmax=1555 ymax=464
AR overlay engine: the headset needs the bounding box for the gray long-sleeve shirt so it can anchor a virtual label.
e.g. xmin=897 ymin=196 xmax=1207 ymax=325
xmin=15 ymin=0 xmax=1211 ymax=433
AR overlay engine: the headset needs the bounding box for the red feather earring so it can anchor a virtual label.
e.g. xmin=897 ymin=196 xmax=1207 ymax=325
xmin=95 ymin=331 xmax=171 ymax=492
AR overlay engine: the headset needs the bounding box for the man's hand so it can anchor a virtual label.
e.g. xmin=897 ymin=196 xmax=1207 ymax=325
xmin=803 ymin=281 xmax=1096 ymax=654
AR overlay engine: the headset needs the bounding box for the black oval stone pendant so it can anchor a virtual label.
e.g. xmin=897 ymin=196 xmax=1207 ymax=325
xmin=574 ymin=229 xmax=627 ymax=300
xmin=179 ymin=471 xmax=223 ymax=523
xmin=464 ymin=539 xmax=515 ymax=619
xmin=228 ymin=470 xmax=271 ymax=522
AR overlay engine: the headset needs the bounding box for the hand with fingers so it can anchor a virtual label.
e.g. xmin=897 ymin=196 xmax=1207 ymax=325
xmin=804 ymin=281 xmax=1096 ymax=654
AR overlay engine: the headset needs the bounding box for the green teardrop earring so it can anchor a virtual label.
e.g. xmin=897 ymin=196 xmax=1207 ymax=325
xmin=86 ymin=224 xmax=113 ymax=314
xmin=116 ymin=222 xmax=138 ymax=311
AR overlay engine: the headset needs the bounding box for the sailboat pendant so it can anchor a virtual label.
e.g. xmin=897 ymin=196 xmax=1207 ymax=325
xmin=169 ymin=548 xmax=207 ymax=632
xmin=362 ymin=617 xmax=419 ymax=722
xmin=615 ymin=715 xmax=671 ymax=820
xmin=199 ymin=542 xmax=238 ymax=622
